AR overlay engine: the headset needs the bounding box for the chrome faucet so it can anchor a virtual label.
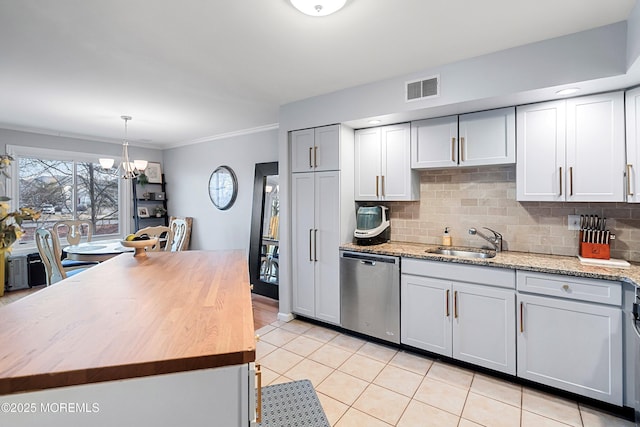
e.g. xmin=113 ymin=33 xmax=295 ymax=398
xmin=469 ymin=227 xmax=503 ymax=252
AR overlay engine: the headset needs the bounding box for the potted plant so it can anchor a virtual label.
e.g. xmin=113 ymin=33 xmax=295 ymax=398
xmin=153 ymin=206 xmax=167 ymax=218
xmin=0 ymin=154 xmax=41 ymax=296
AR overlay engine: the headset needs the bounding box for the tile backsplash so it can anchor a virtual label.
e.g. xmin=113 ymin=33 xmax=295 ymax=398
xmin=387 ymin=165 xmax=640 ymax=263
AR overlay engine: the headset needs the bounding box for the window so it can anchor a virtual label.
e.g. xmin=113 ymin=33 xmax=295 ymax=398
xmin=7 ymin=146 xmax=126 ymax=246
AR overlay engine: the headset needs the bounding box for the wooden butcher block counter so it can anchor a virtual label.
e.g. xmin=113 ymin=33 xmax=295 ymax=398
xmin=0 ymin=250 xmax=256 ymax=395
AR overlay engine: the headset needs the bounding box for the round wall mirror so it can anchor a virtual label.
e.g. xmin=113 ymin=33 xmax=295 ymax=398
xmin=208 ymin=165 xmax=238 ymax=210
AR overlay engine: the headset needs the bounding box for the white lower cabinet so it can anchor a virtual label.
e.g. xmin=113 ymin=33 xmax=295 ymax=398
xmin=401 ymin=259 xmax=516 ymax=375
xmin=517 ymin=272 xmax=623 ymax=405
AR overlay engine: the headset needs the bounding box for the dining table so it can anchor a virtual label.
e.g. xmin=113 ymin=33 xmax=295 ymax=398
xmin=62 ymin=238 xmax=134 ymax=262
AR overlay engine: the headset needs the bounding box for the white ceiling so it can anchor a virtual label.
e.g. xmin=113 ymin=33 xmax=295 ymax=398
xmin=0 ymin=0 xmax=636 ymax=148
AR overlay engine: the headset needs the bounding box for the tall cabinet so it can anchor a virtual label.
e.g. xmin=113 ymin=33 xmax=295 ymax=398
xmin=516 ymin=92 xmax=625 ymax=202
xmin=291 ymin=124 xmax=354 ymax=325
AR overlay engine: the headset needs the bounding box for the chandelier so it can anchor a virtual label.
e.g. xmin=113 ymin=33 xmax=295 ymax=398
xmin=99 ymin=116 xmax=147 ymax=179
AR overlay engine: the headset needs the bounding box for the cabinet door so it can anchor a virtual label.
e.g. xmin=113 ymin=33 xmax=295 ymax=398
xmin=516 ymin=101 xmax=566 ymax=201
xmin=291 ymin=173 xmax=316 ymax=317
xmin=517 ymin=293 xmax=623 ymax=405
xmin=411 ymin=116 xmax=458 ymax=168
xmin=452 ymin=283 xmax=516 ymax=375
xmin=400 ymin=274 xmax=451 ymax=356
xmin=381 ymin=123 xmax=417 ymax=200
xmin=626 ymin=87 xmax=640 ymax=202
xmin=314 ymin=125 xmax=340 ymax=172
xmin=459 ymin=107 xmax=515 ymax=167
xmin=291 ymin=128 xmax=315 ymax=173
xmin=354 ymin=127 xmax=382 ymax=200
xmin=566 ymin=92 xmax=625 ymax=202
xmin=314 ymin=171 xmax=341 ymax=324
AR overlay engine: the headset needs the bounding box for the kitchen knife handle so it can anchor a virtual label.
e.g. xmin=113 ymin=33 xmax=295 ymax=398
xmin=559 ymin=167 xmax=563 ymax=196
xmin=451 ymin=138 xmax=456 ymax=162
xmin=628 ymin=164 xmax=634 ymax=196
xmin=454 ymin=290 xmax=458 ymax=319
xmin=314 ymin=146 xmax=318 ymax=168
xmin=569 ymin=167 xmax=573 ymax=196
xmin=375 ymin=176 xmax=379 ymax=197
xmin=309 ymin=147 xmax=313 ymax=168
xmin=314 ymin=229 xmax=318 ymax=262
xmin=460 ymin=137 xmax=465 ymax=162
xmin=520 ymin=302 xmax=524 ymax=333
xmin=446 ymin=289 xmax=450 ymax=317
xmin=309 ymin=229 xmax=313 ymax=261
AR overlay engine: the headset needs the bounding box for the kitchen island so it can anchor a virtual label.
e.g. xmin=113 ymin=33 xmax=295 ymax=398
xmin=0 ymin=250 xmax=257 ymax=426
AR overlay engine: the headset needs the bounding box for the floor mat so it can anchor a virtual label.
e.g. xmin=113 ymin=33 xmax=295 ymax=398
xmin=258 ymin=379 xmax=330 ymax=427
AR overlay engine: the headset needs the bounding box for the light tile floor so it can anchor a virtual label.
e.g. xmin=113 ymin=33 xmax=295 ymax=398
xmin=256 ymin=319 xmax=635 ymax=427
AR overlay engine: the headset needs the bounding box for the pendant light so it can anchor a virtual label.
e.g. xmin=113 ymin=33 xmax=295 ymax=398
xmin=290 ymin=0 xmax=346 ymax=16
xmin=99 ymin=115 xmax=148 ymax=179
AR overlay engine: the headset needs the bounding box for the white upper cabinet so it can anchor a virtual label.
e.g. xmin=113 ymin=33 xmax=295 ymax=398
xmin=411 ymin=115 xmax=458 ymax=168
xmin=411 ymin=107 xmax=515 ymax=169
xmin=355 ymin=123 xmax=419 ymax=201
xmin=458 ymin=108 xmax=515 ymax=166
xmin=291 ymin=124 xmax=340 ymax=173
xmin=626 ymin=86 xmax=640 ymax=203
xmin=517 ymin=91 xmax=625 ymax=202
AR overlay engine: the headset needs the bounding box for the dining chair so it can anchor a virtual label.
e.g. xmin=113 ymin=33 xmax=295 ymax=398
xmin=135 ymin=226 xmax=172 ymax=252
xmin=35 ymin=228 xmax=87 ymax=286
xmin=52 ymin=220 xmax=99 ymax=268
xmin=167 ymin=216 xmax=192 ymax=252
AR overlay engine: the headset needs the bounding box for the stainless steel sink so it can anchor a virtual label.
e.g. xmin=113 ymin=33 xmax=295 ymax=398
xmin=426 ymin=247 xmax=496 ymax=259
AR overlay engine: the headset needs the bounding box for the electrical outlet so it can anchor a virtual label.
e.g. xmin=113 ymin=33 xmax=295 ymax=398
xmin=568 ymin=215 xmax=581 ymax=230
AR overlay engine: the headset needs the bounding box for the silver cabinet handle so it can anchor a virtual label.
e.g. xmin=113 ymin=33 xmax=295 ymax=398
xmin=520 ymin=302 xmax=524 ymax=333
xmin=375 ymin=176 xmax=379 ymax=197
xmin=569 ymin=166 xmax=574 ymax=196
xmin=559 ymin=167 xmax=563 ymax=196
xmin=314 ymin=229 xmax=318 ymax=262
xmin=309 ymin=229 xmax=313 ymax=261
xmin=454 ymin=290 xmax=458 ymax=319
xmin=446 ymin=289 xmax=450 ymax=317
xmin=314 ymin=146 xmax=318 ymax=168
xmin=628 ymin=164 xmax=634 ymax=196
xmin=451 ymin=138 xmax=456 ymax=162
xmin=308 ymin=147 xmax=313 ymax=168
xmin=460 ymin=137 xmax=465 ymax=162
xmin=381 ymin=175 xmax=385 ymax=197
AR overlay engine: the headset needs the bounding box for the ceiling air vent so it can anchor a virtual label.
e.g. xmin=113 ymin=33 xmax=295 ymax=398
xmin=405 ymin=75 xmax=440 ymax=102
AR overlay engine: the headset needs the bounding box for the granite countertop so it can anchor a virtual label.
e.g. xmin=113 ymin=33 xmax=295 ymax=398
xmin=340 ymin=242 xmax=640 ymax=287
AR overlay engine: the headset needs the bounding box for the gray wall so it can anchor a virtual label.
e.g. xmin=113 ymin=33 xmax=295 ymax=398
xmin=163 ymin=129 xmax=278 ymax=251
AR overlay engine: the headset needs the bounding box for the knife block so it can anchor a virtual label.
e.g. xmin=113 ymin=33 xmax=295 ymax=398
xmin=579 ymin=241 xmax=610 ymax=260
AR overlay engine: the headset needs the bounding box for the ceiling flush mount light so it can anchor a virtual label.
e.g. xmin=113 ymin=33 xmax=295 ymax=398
xmin=290 ymin=0 xmax=347 ymax=16
xmin=368 ymin=119 xmax=381 ymax=125
xmin=556 ymin=87 xmax=580 ymax=96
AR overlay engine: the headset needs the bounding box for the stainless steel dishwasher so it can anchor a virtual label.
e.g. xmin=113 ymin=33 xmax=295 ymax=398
xmin=340 ymin=251 xmax=400 ymax=344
